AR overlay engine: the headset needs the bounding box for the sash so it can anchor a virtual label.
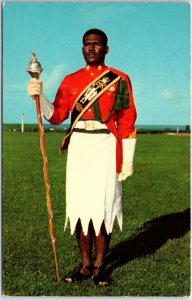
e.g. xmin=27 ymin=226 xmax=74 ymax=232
xmin=60 ymin=70 xmax=121 ymax=152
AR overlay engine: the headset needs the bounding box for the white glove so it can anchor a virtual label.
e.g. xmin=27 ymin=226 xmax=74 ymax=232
xmin=27 ymin=78 xmax=54 ymax=120
xmin=118 ymin=162 xmax=133 ymax=181
xmin=27 ymin=78 xmax=42 ymax=98
xmin=118 ymin=138 xmax=136 ymax=182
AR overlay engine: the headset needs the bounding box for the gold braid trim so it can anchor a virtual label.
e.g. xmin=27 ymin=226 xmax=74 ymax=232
xmin=128 ymin=128 xmax=137 ymax=138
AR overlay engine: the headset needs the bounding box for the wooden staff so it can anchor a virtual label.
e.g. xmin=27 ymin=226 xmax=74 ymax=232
xmin=27 ymin=53 xmax=60 ymax=282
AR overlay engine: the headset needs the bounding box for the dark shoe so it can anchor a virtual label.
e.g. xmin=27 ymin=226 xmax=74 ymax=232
xmin=92 ymin=266 xmax=110 ymax=287
xmin=64 ymin=264 xmax=93 ymax=283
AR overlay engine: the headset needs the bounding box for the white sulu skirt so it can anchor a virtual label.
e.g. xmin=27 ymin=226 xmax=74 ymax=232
xmin=64 ymin=131 xmax=122 ymax=236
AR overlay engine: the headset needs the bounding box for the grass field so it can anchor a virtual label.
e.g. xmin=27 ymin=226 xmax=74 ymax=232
xmin=2 ymin=130 xmax=190 ymax=296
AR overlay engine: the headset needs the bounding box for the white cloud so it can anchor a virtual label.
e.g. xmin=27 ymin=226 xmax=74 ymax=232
xmin=9 ymin=81 xmax=28 ymax=92
xmin=161 ymin=89 xmax=175 ymax=98
xmin=132 ymin=82 xmax=143 ymax=97
xmin=160 ymin=88 xmax=182 ymax=103
xmin=8 ymin=63 xmax=66 ymax=94
xmin=42 ymin=63 xmax=66 ymax=92
xmin=79 ymin=4 xmax=134 ymax=26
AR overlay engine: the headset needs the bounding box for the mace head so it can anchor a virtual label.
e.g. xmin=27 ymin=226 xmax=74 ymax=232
xmin=27 ymin=52 xmax=43 ymax=79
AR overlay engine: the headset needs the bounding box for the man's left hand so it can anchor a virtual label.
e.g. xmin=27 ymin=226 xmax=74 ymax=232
xmin=118 ymin=163 xmax=133 ymax=181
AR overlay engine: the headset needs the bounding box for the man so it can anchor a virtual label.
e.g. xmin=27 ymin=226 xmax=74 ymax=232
xmin=27 ymin=28 xmax=137 ymax=286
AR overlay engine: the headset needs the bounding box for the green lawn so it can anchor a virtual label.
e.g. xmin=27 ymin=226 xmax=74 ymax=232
xmin=2 ymin=131 xmax=190 ymax=296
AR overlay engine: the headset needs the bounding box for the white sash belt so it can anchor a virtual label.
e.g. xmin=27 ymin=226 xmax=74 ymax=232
xmin=74 ymin=120 xmax=108 ymax=131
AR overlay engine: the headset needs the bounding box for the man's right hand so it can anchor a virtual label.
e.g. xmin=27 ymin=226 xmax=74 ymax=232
xmin=27 ymin=79 xmax=54 ymax=119
xmin=27 ymin=78 xmax=43 ymax=100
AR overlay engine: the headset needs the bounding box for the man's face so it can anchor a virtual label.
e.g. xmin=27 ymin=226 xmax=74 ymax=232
xmin=82 ymin=34 xmax=109 ymax=66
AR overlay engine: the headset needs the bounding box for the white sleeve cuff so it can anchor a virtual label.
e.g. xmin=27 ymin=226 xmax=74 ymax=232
xmin=122 ymin=138 xmax=137 ymax=163
xmin=39 ymin=94 xmax=54 ymax=120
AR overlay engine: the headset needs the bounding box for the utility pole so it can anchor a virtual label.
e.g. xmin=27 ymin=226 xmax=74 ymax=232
xmin=21 ymin=112 xmax=24 ymax=133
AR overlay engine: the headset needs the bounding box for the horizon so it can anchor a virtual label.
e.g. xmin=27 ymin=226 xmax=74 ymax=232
xmin=3 ymin=123 xmax=190 ymax=128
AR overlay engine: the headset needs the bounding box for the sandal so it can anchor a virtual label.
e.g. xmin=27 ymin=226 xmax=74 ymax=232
xmin=64 ymin=264 xmax=93 ymax=283
xmin=92 ymin=266 xmax=110 ymax=286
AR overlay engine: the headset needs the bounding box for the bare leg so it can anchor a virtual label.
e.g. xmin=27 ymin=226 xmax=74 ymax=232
xmin=64 ymin=219 xmax=94 ymax=283
xmin=94 ymin=221 xmax=111 ymax=267
xmin=93 ymin=222 xmax=111 ymax=286
xmin=76 ymin=219 xmax=94 ymax=275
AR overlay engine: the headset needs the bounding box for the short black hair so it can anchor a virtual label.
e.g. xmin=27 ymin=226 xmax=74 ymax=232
xmin=83 ymin=29 xmax=108 ymax=46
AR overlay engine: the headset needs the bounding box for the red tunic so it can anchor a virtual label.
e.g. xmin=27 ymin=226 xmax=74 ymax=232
xmin=48 ymin=64 xmax=137 ymax=172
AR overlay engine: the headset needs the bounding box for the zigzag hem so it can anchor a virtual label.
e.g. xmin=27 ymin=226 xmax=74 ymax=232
xmin=64 ymin=214 xmax=122 ymax=236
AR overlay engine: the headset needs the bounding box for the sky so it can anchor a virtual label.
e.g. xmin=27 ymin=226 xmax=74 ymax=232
xmin=3 ymin=1 xmax=190 ymax=126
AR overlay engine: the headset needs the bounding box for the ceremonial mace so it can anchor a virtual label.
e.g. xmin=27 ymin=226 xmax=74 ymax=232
xmin=27 ymin=53 xmax=60 ymax=282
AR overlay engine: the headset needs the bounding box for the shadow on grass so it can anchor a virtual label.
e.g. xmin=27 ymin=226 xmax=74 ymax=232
xmin=106 ymin=208 xmax=190 ymax=274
